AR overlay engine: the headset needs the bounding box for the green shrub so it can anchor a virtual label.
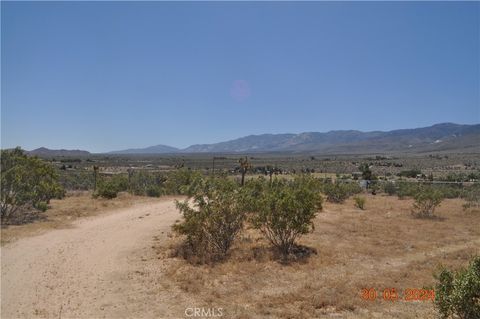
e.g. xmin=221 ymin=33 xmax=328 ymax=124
xmin=1 ymin=147 xmax=65 ymax=222
xmin=58 ymin=170 xmax=94 ymax=190
xmin=384 ymin=182 xmax=397 ymax=196
xmin=434 ymin=256 xmax=480 ymax=319
xmin=165 ymin=169 xmax=203 ymax=195
xmin=354 ymin=196 xmax=366 ymax=210
xmin=435 ymin=184 xmax=463 ymax=199
xmin=94 ymin=181 xmax=119 ymax=199
xmin=397 ymin=182 xmax=419 ymax=199
xmin=129 ymin=171 xmax=166 ymax=196
xmin=146 ymin=185 xmax=162 ymax=197
xmin=412 ymin=186 xmax=443 ymax=218
xmin=323 ymin=183 xmax=347 ymax=203
xmin=250 ymin=176 xmax=322 ymax=256
xmin=462 ymin=185 xmax=480 ymax=210
xmin=173 ymin=176 xmax=246 ymax=262
xmin=344 ymin=182 xmax=363 ymax=196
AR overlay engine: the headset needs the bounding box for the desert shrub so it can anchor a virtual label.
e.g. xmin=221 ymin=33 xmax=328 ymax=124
xmin=323 ymin=183 xmax=347 ymax=203
xmin=129 ymin=171 xmax=166 ymax=196
xmin=353 ymin=196 xmax=366 ymax=210
xmin=250 ymin=176 xmax=322 ymax=256
xmin=94 ymin=181 xmax=119 ymax=199
xmin=58 ymin=170 xmax=95 ymax=190
xmin=462 ymin=184 xmax=480 ymax=210
xmin=433 ymin=184 xmax=464 ymax=199
xmin=434 ymin=256 xmax=480 ymax=319
xmin=173 ymin=176 xmax=246 ymax=262
xmin=397 ymin=182 xmax=420 ymax=199
xmin=384 ymin=182 xmax=397 ymax=196
xmin=146 ymin=185 xmax=162 ymax=197
xmin=344 ymin=182 xmax=363 ymax=196
xmin=110 ymin=174 xmax=129 ymax=192
xmin=411 ymin=186 xmax=444 ymax=218
xmin=165 ymin=169 xmax=203 ymax=195
xmin=1 ymin=148 xmax=65 ymax=222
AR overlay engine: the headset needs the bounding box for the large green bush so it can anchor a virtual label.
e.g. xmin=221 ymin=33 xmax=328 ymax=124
xmin=434 ymin=256 xmax=480 ymax=319
xmin=250 ymin=176 xmax=323 ymax=256
xmin=1 ymin=148 xmax=65 ymax=222
xmin=173 ymin=176 xmax=246 ymax=262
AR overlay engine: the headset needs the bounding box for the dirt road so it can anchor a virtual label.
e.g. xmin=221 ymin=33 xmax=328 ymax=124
xmin=1 ymin=198 xmax=189 ymax=319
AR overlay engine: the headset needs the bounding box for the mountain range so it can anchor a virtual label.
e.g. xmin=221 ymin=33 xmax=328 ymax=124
xmin=107 ymin=123 xmax=479 ymax=155
xmin=27 ymin=147 xmax=91 ymax=157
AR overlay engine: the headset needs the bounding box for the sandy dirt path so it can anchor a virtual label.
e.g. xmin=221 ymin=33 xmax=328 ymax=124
xmin=1 ymin=198 xmax=189 ymax=319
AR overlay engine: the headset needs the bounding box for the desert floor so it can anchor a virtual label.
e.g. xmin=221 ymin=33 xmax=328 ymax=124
xmin=1 ymin=193 xmax=479 ymax=318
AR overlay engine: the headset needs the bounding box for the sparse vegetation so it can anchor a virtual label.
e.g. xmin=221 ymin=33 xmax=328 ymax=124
xmin=323 ymin=182 xmax=362 ymax=203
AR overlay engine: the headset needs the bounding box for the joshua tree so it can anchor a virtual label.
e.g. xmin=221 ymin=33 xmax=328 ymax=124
xmin=239 ymin=157 xmax=251 ymax=186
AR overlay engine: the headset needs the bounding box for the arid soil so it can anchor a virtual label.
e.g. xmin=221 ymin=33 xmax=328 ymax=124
xmin=1 ymin=194 xmax=479 ymax=319
xmin=1 ymin=196 xmax=191 ymax=319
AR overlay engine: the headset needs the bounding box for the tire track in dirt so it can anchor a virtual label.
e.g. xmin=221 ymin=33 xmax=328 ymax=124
xmin=1 ymin=198 xmax=190 ymax=319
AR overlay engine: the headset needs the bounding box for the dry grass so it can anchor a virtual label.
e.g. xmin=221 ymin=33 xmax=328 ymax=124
xmin=0 ymin=191 xmax=162 ymax=245
xmin=158 ymin=195 xmax=480 ymax=318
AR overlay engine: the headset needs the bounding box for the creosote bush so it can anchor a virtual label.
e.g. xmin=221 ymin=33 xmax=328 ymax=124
xmin=434 ymin=256 xmax=480 ymax=319
xmin=94 ymin=181 xmax=119 ymax=199
xmin=323 ymin=182 xmax=361 ymax=204
xmin=1 ymin=147 xmax=65 ymax=222
xmin=249 ymin=175 xmax=323 ymax=256
xmin=411 ymin=185 xmax=444 ymax=218
xmin=173 ymin=176 xmax=246 ymax=263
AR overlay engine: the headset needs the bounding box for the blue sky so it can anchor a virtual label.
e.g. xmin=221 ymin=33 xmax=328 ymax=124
xmin=2 ymin=2 xmax=479 ymax=152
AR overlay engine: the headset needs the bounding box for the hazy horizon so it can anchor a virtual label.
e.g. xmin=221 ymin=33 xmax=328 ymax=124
xmin=2 ymin=2 xmax=479 ymax=152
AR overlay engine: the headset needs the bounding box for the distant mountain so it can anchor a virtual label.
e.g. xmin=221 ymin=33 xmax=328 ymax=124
xmin=105 ymin=123 xmax=480 ymax=155
xmin=109 ymin=144 xmax=179 ymax=154
xmin=180 ymin=123 xmax=480 ymax=154
xmin=28 ymin=147 xmax=91 ymax=157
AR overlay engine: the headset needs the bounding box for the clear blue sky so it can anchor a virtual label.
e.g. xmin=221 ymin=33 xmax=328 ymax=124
xmin=2 ymin=2 xmax=479 ymax=152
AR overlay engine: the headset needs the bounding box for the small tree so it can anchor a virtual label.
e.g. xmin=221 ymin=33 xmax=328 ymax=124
xmin=250 ymin=176 xmax=322 ymax=256
xmin=173 ymin=176 xmax=246 ymax=261
xmin=1 ymin=148 xmax=64 ymax=222
xmin=434 ymin=256 xmax=480 ymax=319
xmin=412 ymin=185 xmax=443 ymax=218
